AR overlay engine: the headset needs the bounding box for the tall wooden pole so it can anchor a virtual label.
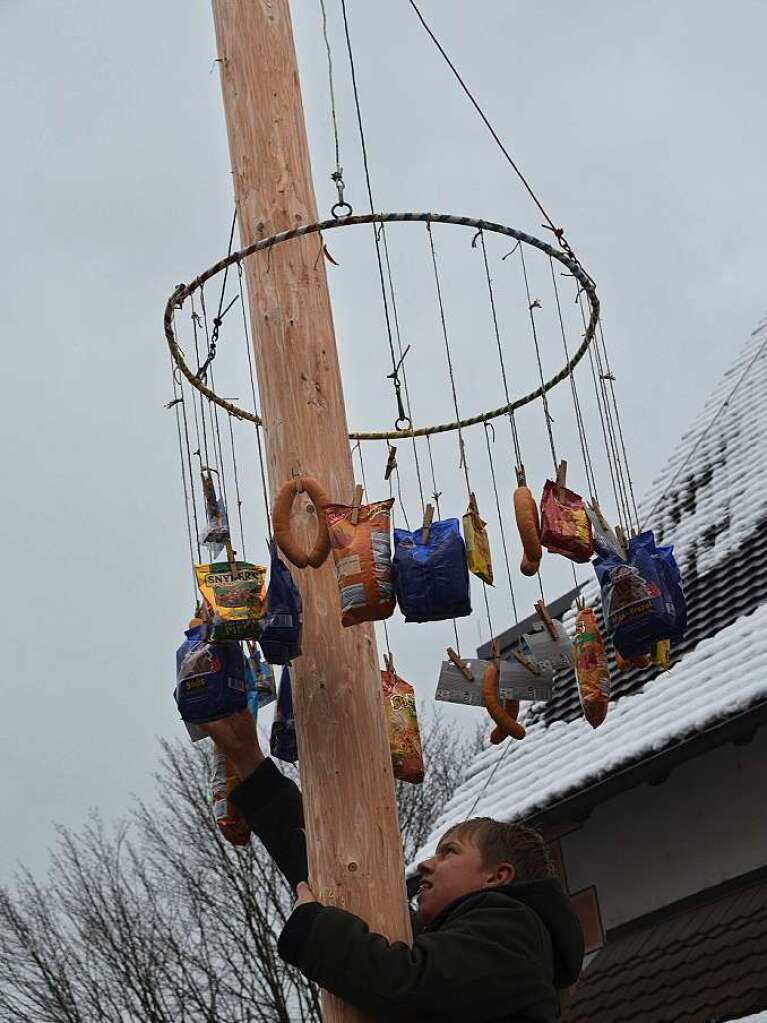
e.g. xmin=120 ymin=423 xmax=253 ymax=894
xmin=210 ymin=3 xmax=412 ymax=1021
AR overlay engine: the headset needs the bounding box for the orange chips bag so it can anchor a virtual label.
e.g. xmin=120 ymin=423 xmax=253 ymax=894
xmin=540 ymin=480 xmax=593 ymax=563
xmin=574 ymin=607 xmax=610 ymax=729
xmin=211 ymin=746 xmax=251 ymax=846
xmin=324 ymin=499 xmax=396 ymax=627
xmin=382 ymin=668 xmax=424 ymax=784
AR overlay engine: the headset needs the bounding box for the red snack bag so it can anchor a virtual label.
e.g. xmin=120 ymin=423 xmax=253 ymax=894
xmin=381 ymin=668 xmax=424 ymax=784
xmin=324 ymin=499 xmax=396 ymax=627
xmin=540 ymin=480 xmax=593 ymax=563
xmin=211 ymin=746 xmax=251 ymax=846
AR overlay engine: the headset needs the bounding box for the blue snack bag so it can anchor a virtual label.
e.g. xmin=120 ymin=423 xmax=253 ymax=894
xmin=270 ymin=666 xmax=298 ymax=763
xmin=259 ymin=544 xmax=303 ymax=665
xmin=174 ymin=625 xmax=247 ymax=724
xmin=392 ymin=518 xmax=472 ymax=623
xmin=655 ymin=542 xmax=687 ymax=640
xmin=244 ymin=644 xmax=277 ymax=720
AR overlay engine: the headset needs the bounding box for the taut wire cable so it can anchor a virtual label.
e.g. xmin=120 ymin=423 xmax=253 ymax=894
xmin=596 ymin=320 xmax=640 ymax=529
xmin=227 ymin=414 xmax=247 ymax=560
xmin=548 ymin=256 xmax=598 ymax=501
xmin=518 ymin=245 xmax=558 ymax=471
xmin=483 ymin=423 xmax=521 ymax=634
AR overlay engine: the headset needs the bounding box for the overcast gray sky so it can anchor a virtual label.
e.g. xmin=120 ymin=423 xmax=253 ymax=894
xmin=1 ymin=0 xmax=766 ymax=878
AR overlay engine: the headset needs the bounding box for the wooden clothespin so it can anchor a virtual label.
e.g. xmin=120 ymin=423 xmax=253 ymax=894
xmin=384 ymin=651 xmax=395 ymax=677
xmin=384 ymin=445 xmax=398 ymax=481
xmin=556 ymin=459 xmax=568 ymax=494
xmin=515 ymin=465 xmax=527 ymax=487
xmin=575 ymin=593 xmax=586 ymax=612
xmin=350 ymin=484 xmax=364 ymax=525
xmin=615 ymin=524 xmax=627 ymax=556
xmin=534 ymin=600 xmax=558 ymax=640
xmin=225 ymin=538 xmax=239 ymax=578
xmin=421 ymin=503 xmax=435 ymax=545
xmin=292 ymin=467 xmax=304 ymax=494
xmin=512 ymin=648 xmax=542 ymax=675
xmin=468 ymin=491 xmax=482 ymax=524
xmin=447 ymin=647 xmax=473 ymax=682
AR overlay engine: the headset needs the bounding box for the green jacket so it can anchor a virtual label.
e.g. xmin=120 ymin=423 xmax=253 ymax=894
xmin=278 ymin=878 xmax=584 ymax=1022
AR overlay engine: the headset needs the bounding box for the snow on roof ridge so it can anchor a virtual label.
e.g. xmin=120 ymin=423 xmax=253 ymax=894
xmin=410 ymin=600 xmax=767 ymax=866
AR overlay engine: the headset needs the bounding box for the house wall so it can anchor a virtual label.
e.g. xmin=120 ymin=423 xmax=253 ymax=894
xmin=560 ymin=724 xmax=767 ymax=932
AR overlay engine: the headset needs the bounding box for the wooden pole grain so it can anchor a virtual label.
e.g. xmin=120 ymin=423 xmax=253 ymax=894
xmin=210 ymin=2 xmax=412 ymax=1020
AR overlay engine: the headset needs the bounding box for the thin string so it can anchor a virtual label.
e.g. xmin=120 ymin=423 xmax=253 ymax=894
xmin=549 ymin=256 xmax=598 ymax=501
xmin=466 ymin=741 xmax=514 ymax=818
xmin=338 ymin=0 xmax=407 ymax=425
xmin=518 ymin=245 xmax=558 ymax=471
xmin=596 ymin=320 xmax=640 ymax=529
xmin=318 ymin=0 xmax=342 ymax=178
xmin=354 ymin=441 xmax=393 ymax=659
xmin=171 ymin=311 xmax=202 ymax=564
xmin=577 ymin=291 xmax=629 ymax=532
xmin=425 ymin=433 xmax=461 ymax=654
xmin=189 ymin=293 xmax=212 ymax=473
xmin=589 ymin=324 xmax=633 ymax=531
xmin=380 ymin=224 xmax=427 ymax=513
xmin=227 ymin=414 xmax=247 ymax=560
xmin=237 ymin=263 xmax=273 ymax=539
xmin=426 ymin=221 xmax=472 ymax=498
xmin=476 ymin=231 xmax=524 ymax=472
xmin=169 ymin=321 xmax=200 ymax=601
xmin=483 ymin=424 xmax=521 ymax=632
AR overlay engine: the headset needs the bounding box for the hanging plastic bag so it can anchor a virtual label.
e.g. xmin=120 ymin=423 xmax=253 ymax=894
xmin=259 ymin=543 xmax=303 ymax=664
xmin=382 ymin=666 xmax=424 ymax=784
xmin=540 ymin=480 xmax=593 ymax=563
xmin=393 ymin=518 xmax=471 ymax=623
xmin=574 ymin=607 xmax=611 ymax=728
xmin=270 ymin=666 xmax=298 ymax=763
xmin=462 ymin=493 xmax=493 ymax=585
xmin=324 ymin=498 xmax=396 ymax=627
xmin=211 ymin=746 xmax=251 ymax=846
xmin=594 ymin=531 xmax=683 ymax=657
xmin=174 ymin=625 xmax=247 ymax=724
xmin=199 ymin=471 xmax=230 ymax=558
xmin=195 ymin=560 xmax=266 ymax=641
xmin=244 ymin=644 xmax=276 ymax=718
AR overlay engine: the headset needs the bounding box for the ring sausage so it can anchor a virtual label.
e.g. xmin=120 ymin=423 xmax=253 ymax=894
xmin=483 ymin=662 xmax=526 ymax=743
xmin=272 ymin=475 xmax=331 ymax=569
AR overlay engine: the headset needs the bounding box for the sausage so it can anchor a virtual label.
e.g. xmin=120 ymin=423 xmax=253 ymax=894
xmin=514 ymin=486 xmax=542 ymax=574
xmin=272 ymin=475 xmax=331 ymax=569
xmin=483 ymin=663 xmax=526 ymax=742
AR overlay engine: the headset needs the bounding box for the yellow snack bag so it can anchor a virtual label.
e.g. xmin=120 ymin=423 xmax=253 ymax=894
xmin=195 ymin=560 xmax=266 ymax=641
xmin=462 ymin=493 xmax=493 ymax=586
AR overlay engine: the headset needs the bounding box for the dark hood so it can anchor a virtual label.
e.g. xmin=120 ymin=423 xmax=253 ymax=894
xmin=421 ymin=876 xmax=584 ymax=988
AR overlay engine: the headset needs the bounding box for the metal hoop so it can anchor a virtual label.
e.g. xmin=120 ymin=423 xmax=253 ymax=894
xmin=163 ymin=212 xmax=600 ymax=440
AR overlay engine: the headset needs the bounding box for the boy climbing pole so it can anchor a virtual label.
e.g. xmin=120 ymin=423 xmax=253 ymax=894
xmin=204 ymin=710 xmax=584 ymax=1023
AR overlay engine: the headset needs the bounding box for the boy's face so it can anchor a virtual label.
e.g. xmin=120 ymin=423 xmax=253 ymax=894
xmin=415 ymin=828 xmax=514 ymax=926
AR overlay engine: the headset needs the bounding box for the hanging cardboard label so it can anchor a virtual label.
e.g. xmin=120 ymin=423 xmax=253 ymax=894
xmin=523 ymin=620 xmax=575 ymax=671
xmin=435 ymin=656 xmax=554 ymax=706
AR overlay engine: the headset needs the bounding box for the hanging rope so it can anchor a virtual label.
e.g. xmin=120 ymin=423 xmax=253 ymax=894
xmin=549 ymin=256 xmax=599 ymax=501
xmin=353 ymin=441 xmax=394 ymax=660
xmin=189 ymin=294 xmax=212 ymax=474
xmin=589 ymin=321 xmax=633 ymax=532
xmin=483 ymin=423 xmax=521 ymax=633
xmin=237 ymin=263 xmax=273 ymax=540
xmin=518 ymin=246 xmax=558 ymax=471
xmin=168 ymin=323 xmax=200 ymax=601
xmin=227 ymin=414 xmax=247 ymax=560
xmin=338 ymin=0 xmax=411 ymax=430
xmin=475 ymin=230 xmax=524 ymax=474
xmin=406 ymin=0 xmax=582 ymax=269
xmin=596 ymin=321 xmax=640 ymax=529
xmin=466 ymin=740 xmax=514 ymax=819
xmin=424 ymin=433 xmax=462 ymax=655
xmin=426 ymin=221 xmax=472 ymax=498
xmin=199 ymin=286 xmax=231 ymax=521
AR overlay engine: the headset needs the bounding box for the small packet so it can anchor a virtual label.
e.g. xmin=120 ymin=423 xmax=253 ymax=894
xmin=462 ymin=493 xmax=493 ymax=586
xmin=270 ymin=666 xmax=298 ymax=763
xmin=259 ymin=543 xmax=303 ymax=664
xmin=244 ymin=644 xmax=276 ymax=716
xmin=324 ymin=498 xmax=396 ymax=627
xmin=540 ymin=480 xmax=593 ymax=563
xmin=174 ymin=626 xmax=247 ymax=724
xmin=382 ymin=667 xmax=424 ymax=784
xmin=199 ymin=472 xmax=230 ymax=558
xmin=393 ymin=518 xmax=472 ymax=623
xmin=574 ymin=607 xmax=610 ymax=728
xmin=211 ymin=746 xmax=251 ymax=846
xmin=195 ymin=561 xmax=266 ymax=642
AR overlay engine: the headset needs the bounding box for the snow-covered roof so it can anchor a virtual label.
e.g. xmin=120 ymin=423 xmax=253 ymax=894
xmin=414 ymin=314 xmax=767 ymax=863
